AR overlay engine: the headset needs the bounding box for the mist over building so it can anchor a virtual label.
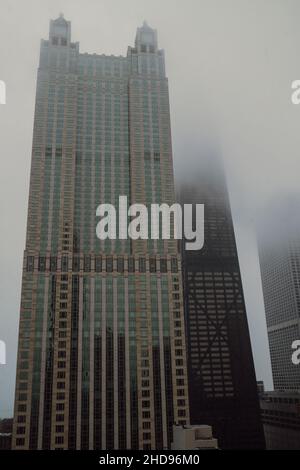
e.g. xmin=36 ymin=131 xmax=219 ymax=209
xmin=178 ymin=153 xmax=265 ymax=449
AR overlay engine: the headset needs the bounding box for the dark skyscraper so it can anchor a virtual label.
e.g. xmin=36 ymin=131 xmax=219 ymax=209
xmin=179 ymin=155 xmax=265 ymax=449
xmin=12 ymin=15 xmax=189 ymax=450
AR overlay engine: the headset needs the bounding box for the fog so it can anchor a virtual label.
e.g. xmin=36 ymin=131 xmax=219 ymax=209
xmin=2 ymin=0 xmax=300 ymax=416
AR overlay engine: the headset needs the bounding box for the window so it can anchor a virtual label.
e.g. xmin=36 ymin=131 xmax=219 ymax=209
xmin=106 ymin=257 xmax=113 ymax=273
xmin=160 ymin=259 xmax=167 ymax=273
xmin=61 ymin=256 xmax=68 ymax=272
xmin=171 ymin=257 xmax=178 ymax=273
xmin=139 ymin=257 xmax=146 ymax=273
xmin=18 ymin=393 xmax=27 ymax=401
xmin=18 ymin=405 xmax=26 ymax=412
xmin=26 ymin=256 xmax=34 ymax=272
xmin=38 ymin=256 xmax=46 ymax=272
xmin=149 ymin=258 xmax=156 ymax=273
xmin=16 ymin=426 xmax=25 ymax=435
xmin=117 ymin=257 xmax=124 ymax=273
xmin=72 ymin=256 xmax=80 ymax=272
xmin=95 ymin=256 xmax=102 ymax=272
xmin=50 ymin=257 xmax=57 ymax=271
xmin=16 ymin=438 xmax=25 ymax=446
xmin=128 ymin=257 xmax=135 ymax=272
xmin=177 ymin=399 xmax=186 ymax=407
xmin=84 ymin=255 xmax=91 ymax=272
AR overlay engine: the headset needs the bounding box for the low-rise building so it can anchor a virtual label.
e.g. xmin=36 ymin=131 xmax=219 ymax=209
xmin=171 ymin=425 xmax=218 ymax=450
xmin=260 ymin=391 xmax=300 ymax=449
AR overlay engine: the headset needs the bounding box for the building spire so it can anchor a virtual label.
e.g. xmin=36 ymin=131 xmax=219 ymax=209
xmin=135 ymin=20 xmax=158 ymax=49
xmin=49 ymin=13 xmax=71 ymax=44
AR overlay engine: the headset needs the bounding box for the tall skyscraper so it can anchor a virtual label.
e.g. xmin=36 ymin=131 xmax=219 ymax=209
xmin=258 ymin=197 xmax=300 ymax=391
xmin=12 ymin=15 xmax=189 ymax=450
xmin=179 ymin=155 xmax=265 ymax=449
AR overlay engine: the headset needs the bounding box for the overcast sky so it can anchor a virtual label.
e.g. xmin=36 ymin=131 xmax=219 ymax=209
xmin=2 ymin=0 xmax=300 ymax=417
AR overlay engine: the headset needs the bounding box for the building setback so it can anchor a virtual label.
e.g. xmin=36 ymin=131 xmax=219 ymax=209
xmin=12 ymin=15 xmax=189 ymax=450
xmin=179 ymin=155 xmax=265 ymax=449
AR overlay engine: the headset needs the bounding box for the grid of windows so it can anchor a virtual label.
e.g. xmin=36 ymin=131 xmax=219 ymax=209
xmin=13 ymin=16 xmax=189 ymax=450
xmin=180 ymin=169 xmax=265 ymax=450
xmin=259 ymin=229 xmax=300 ymax=391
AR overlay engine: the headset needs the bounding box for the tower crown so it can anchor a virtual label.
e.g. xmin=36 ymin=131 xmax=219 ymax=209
xmin=49 ymin=13 xmax=71 ymax=45
xmin=135 ymin=21 xmax=158 ymax=50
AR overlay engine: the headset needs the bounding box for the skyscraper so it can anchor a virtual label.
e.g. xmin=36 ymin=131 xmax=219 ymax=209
xmin=179 ymin=155 xmax=265 ymax=449
xmin=12 ymin=15 xmax=189 ymax=450
xmin=257 ymin=196 xmax=300 ymax=391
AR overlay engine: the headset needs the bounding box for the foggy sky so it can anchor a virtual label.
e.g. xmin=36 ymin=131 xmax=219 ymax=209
xmin=2 ymin=0 xmax=300 ymax=417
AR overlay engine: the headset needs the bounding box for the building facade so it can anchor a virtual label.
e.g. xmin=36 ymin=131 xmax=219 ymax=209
xmin=258 ymin=197 xmax=300 ymax=392
xmin=0 ymin=419 xmax=13 ymax=450
xmin=179 ymin=156 xmax=265 ymax=449
xmin=12 ymin=15 xmax=189 ymax=450
xmin=171 ymin=425 xmax=218 ymax=450
xmin=260 ymin=391 xmax=300 ymax=449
